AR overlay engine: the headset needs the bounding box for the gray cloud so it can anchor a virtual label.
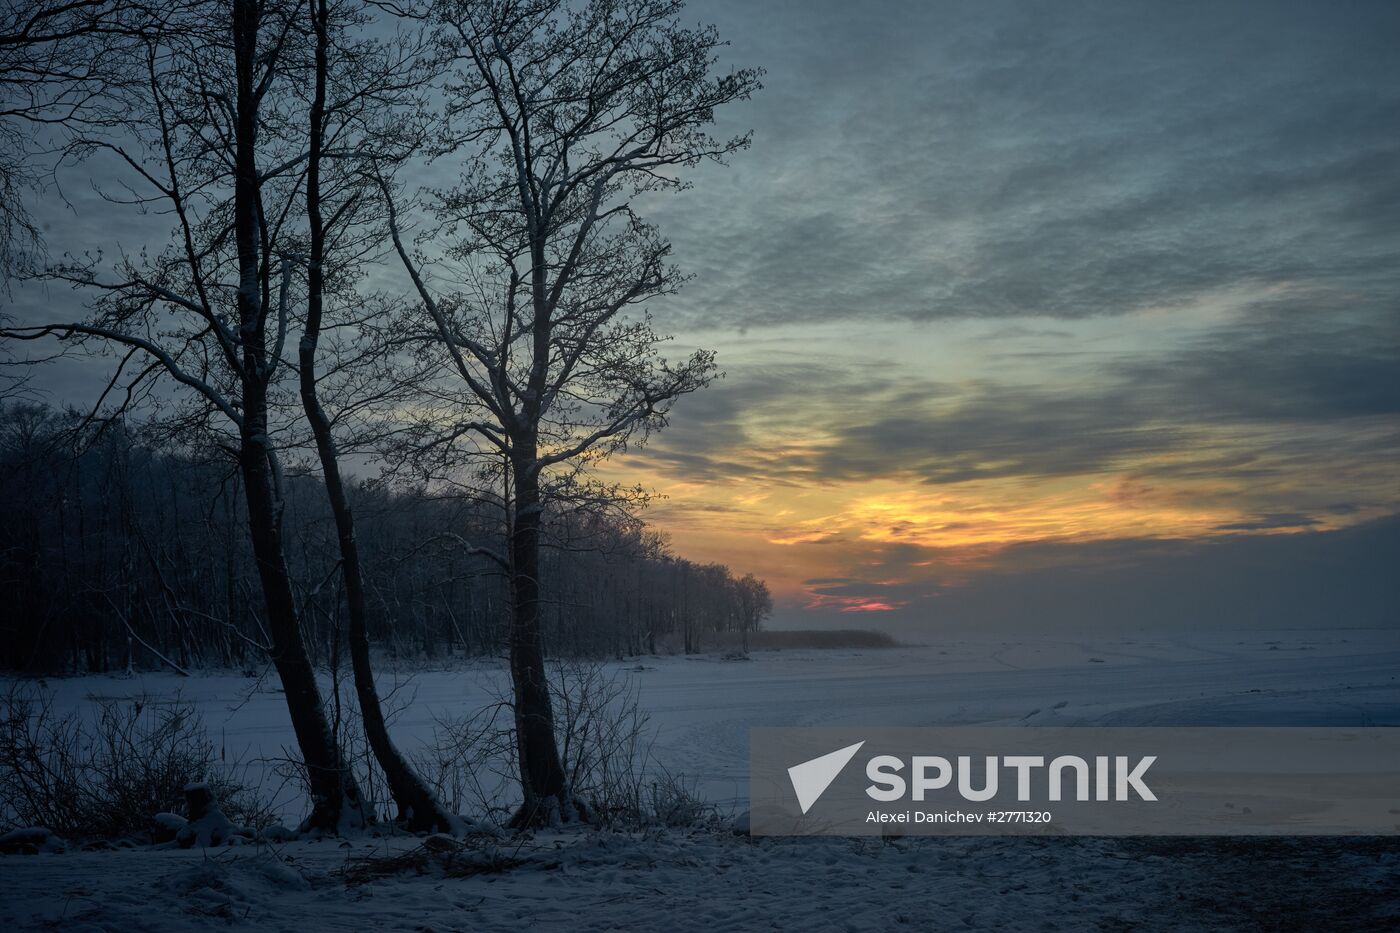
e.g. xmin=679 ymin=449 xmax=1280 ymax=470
xmin=1113 ymin=302 xmax=1400 ymax=424
xmin=640 ymin=301 xmax=1400 ymax=507
xmin=652 ymin=0 xmax=1400 ymax=329
xmin=807 ymin=580 xmax=909 ymax=601
xmin=1216 ymin=513 xmax=1322 ymax=532
xmin=933 ymin=514 xmax=1400 ymax=634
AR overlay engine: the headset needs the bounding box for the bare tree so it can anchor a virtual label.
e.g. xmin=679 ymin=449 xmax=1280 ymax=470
xmin=1 ymin=0 xmax=368 ymax=831
xmin=386 ymin=0 xmax=760 ymax=825
xmin=295 ymin=0 xmax=457 ymax=831
xmin=735 ymin=572 xmax=772 ymax=654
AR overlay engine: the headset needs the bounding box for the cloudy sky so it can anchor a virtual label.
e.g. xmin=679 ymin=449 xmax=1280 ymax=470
xmin=597 ymin=0 xmax=1400 ymax=632
xmin=10 ymin=0 xmax=1399 ymax=635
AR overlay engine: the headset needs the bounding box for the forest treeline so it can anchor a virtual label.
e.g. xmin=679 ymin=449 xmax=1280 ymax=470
xmin=0 ymin=403 xmax=771 ymax=673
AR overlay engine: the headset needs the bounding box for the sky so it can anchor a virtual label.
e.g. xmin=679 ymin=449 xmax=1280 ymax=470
xmin=8 ymin=0 xmax=1400 ymax=636
xmin=597 ymin=0 xmax=1400 ymax=633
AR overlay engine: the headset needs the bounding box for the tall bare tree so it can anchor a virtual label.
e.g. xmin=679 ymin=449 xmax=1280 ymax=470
xmin=296 ymin=0 xmax=457 ymax=831
xmin=1 ymin=0 xmax=368 ymax=831
xmin=386 ymin=0 xmax=760 ymax=825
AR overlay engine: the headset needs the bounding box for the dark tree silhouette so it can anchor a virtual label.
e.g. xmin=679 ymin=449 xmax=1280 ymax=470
xmin=296 ymin=0 xmax=455 ymax=831
xmin=0 ymin=406 xmax=772 ymax=674
xmin=386 ymin=0 xmax=760 ymax=826
xmin=1 ymin=0 xmax=368 ymax=831
xmin=736 ymin=572 xmax=773 ymax=654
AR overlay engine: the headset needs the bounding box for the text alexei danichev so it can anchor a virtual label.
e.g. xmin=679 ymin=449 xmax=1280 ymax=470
xmin=866 ymin=810 xmax=1053 ymax=824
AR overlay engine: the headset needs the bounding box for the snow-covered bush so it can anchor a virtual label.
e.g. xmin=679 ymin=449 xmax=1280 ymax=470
xmin=0 ymin=684 xmax=267 ymax=838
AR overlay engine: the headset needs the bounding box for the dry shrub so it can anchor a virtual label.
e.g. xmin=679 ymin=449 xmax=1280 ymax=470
xmin=0 ymin=683 xmax=268 ymax=838
xmin=417 ymin=660 xmax=712 ymax=830
xmin=551 ymin=660 xmax=709 ymax=829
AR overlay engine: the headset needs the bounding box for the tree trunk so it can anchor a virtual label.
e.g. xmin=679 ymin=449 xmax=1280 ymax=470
xmin=231 ymin=0 xmax=360 ymax=833
xmin=506 ymin=451 xmax=580 ymax=827
xmin=238 ymin=435 xmax=363 ymax=830
xmin=296 ymin=301 xmax=451 ymax=832
xmin=295 ymin=0 xmax=454 ymax=834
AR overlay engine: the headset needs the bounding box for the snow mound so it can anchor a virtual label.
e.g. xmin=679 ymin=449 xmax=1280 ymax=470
xmin=174 ymin=782 xmax=244 ymax=848
xmin=0 ymin=827 xmax=66 ymax=854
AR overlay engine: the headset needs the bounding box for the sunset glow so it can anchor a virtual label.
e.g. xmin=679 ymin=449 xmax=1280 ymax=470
xmin=603 ymin=305 xmax=1399 ymax=630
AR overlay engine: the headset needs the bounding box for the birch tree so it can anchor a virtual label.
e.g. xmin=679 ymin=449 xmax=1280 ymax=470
xmin=387 ymin=0 xmax=760 ymax=825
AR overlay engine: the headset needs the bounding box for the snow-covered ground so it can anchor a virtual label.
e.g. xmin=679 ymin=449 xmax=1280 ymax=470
xmin=20 ymin=628 xmax=1400 ymax=816
xmin=3 ymin=628 xmax=1398 ymax=930
xmin=3 ymin=830 xmax=1398 ymax=930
